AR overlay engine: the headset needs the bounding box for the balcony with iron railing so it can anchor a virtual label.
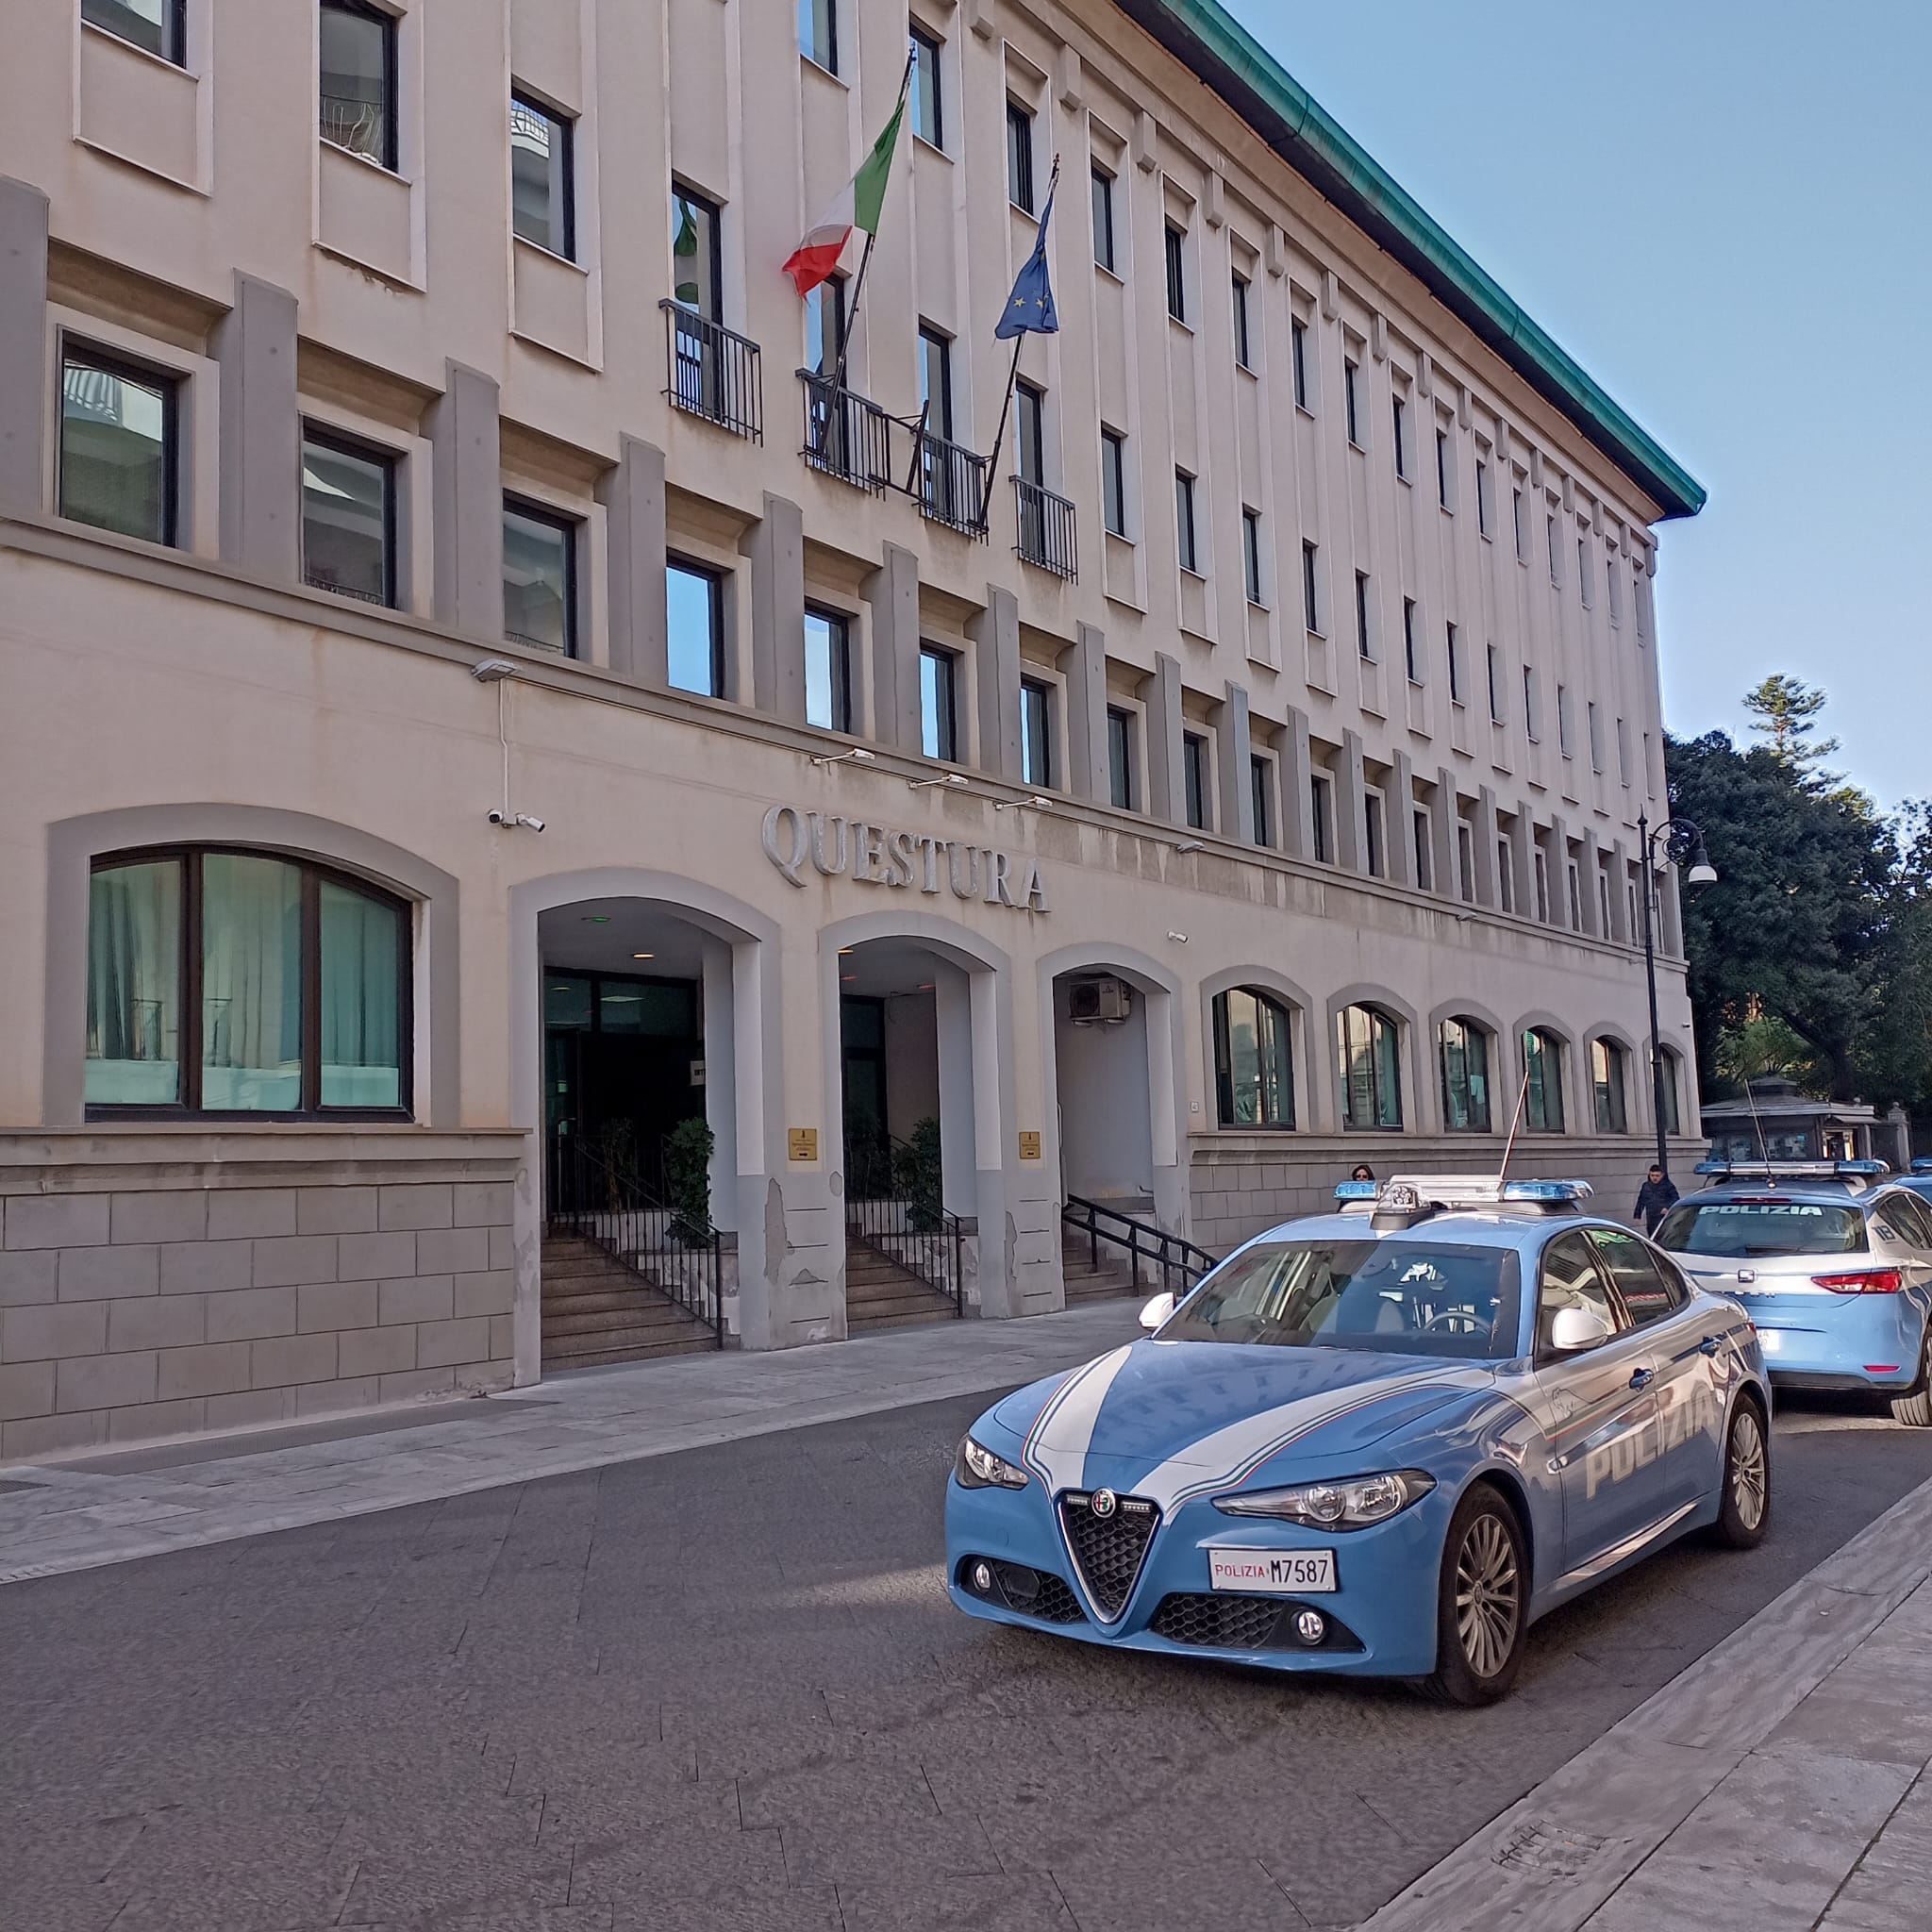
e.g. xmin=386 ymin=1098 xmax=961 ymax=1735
xmin=662 ymin=301 xmax=762 ymax=442
xmin=918 ymin=431 xmax=991 ymax=540
xmin=1013 ymin=475 xmax=1077 ymax=580
xmin=798 ymin=371 xmax=892 ymax=492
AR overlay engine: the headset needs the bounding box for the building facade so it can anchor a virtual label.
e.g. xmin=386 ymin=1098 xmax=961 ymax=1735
xmin=0 ymin=0 xmax=1707 ymax=1458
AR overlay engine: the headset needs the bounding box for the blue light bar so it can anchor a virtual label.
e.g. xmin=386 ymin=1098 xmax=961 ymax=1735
xmin=1696 ymin=1158 xmax=1889 ymax=1179
xmin=1911 ymin=1159 xmax=1932 ymax=1175
xmin=1334 ymin=1181 xmax=1378 ymax=1201
xmin=1500 ymin=1180 xmax=1592 ymax=1202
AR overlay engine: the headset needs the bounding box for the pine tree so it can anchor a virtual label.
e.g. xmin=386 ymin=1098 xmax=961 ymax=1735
xmin=1741 ymin=675 xmax=1840 ymax=785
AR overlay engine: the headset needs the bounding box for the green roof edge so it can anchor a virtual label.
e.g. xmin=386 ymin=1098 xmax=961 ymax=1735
xmin=1116 ymin=0 xmax=1707 ymax=520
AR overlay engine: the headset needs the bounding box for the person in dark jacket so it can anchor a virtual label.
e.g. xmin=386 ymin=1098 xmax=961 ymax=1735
xmin=1634 ymin=1165 xmax=1679 ymax=1234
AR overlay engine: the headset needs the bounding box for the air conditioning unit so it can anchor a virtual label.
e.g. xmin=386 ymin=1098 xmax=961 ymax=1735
xmin=1068 ymin=976 xmax=1132 ymax=1024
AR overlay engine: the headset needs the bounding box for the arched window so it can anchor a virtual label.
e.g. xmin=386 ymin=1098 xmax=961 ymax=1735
xmin=1438 ymin=1018 xmax=1492 ymax=1132
xmin=1337 ymin=1004 xmax=1402 ymax=1129
xmin=1521 ymin=1027 xmax=1566 ymax=1133
xmin=1213 ymin=987 xmax=1295 ymax=1128
xmin=1591 ymin=1039 xmax=1629 ymax=1133
xmin=86 ymin=848 xmax=411 ymax=1117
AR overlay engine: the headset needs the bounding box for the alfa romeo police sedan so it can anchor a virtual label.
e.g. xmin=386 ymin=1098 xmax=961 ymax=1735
xmin=946 ymin=1177 xmax=1772 ymax=1704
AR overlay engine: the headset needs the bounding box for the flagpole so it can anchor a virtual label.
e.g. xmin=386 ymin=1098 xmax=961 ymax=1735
xmin=831 ymin=49 xmax=914 ymax=391
xmin=977 ymin=153 xmax=1059 ymax=531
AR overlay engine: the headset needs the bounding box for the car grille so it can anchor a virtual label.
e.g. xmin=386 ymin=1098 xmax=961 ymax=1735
xmin=1058 ymin=1491 xmax=1158 ymax=1621
xmin=957 ymin=1557 xmax=1086 ymax=1624
xmin=1149 ymin=1592 xmax=1364 ymax=1653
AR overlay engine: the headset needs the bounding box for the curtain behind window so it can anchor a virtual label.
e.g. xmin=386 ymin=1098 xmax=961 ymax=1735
xmin=321 ymin=882 xmax=403 ymax=1107
xmin=86 ymin=858 xmax=182 ymax=1105
xmin=200 ymin=855 xmax=303 ymax=1110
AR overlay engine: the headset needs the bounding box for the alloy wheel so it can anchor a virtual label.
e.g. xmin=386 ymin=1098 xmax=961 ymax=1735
xmin=1454 ymin=1512 xmax=1521 ymax=1679
xmin=1729 ymin=1407 xmax=1768 ymax=1532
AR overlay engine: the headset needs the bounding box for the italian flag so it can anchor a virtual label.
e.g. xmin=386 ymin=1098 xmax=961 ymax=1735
xmin=783 ymin=82 xmax=908 ymax=297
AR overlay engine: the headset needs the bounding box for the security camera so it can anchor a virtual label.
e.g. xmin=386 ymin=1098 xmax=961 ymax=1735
xmin=487 ymin=810 xmax=546 ymax=832
xmin=517 ymin=814 xmax=545 ymax=833
xmin=488 ymin=808 xmax=508 ymax=826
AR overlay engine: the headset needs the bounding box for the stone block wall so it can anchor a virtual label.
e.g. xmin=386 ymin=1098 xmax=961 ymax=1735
xmin=0 ymin=1132 xmax=525 ymax=1459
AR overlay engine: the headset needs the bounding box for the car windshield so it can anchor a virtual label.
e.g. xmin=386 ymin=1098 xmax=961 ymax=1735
xmin=1160 ymin=1239 xmax=1521 ymax=1358
xmin=1656 ymin=1201 xmax=1868 ymax=1258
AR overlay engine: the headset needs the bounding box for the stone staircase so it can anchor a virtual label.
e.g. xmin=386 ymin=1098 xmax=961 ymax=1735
xmin=844 ymin=1232 xmax=958 ymax=1334
xmin=541 ymin=1234 xmax=717 ymax=1371
xmin=1060 ymin=1231 xmax=1140 ymax=1305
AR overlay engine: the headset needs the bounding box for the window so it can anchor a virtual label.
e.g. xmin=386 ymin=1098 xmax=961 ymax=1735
xmin=919 ymin=643 xmax=958 ymax=760
xmin=1107 ymin=707 xmax=1135 ymax=809
xmin=1436 ymin=429 xmax=1451 ymax=509
xmin=1241 ymin=508 xmax=1263 ymax=604
xmin=1020 ymin=676 xmax=1054 ymax=787
xmin=666 ymin=560 xmax=726 ymax=697
xmin=1439 ymin=1019 xmax=1492 ymax=1132
xmin=1536 ymin=1233 xmax=1621 ymax=1353
xmin=1391 ymin=395 xmax=1408 ymax=479
xmin=1291 ymin=317 xmax=1309 ymax=409
xmin=1616 ymin=715 xmax=1631 ymax=786
xmin=510 ymin=92 xmax=575 ymax=259
xmin=59 ymin=344 xmax=177 ymax=548
xmin=1512 ymin=486 xmax=1528 ymax=562
xmin=1343 ymin=358 xmax=1361 ymax=445
xmin=1607 ymin=558 xmax=1624 ymax=625
xmin=1091 ymin=164 xmax=1116 ymax=272
xmin=1533 ymin=846 xmax=1550 ymax=923
xmin=1309 ymin=771 xmax=1334 ymax=863
xmin=1597 ymin=868 xmax=1612 ymax=935
xmin=1486 ymin=643 xmax=1503 ymax=723
xmin=1457 ymin=822 xmax=1475 ymax=902
xmin=799 ymin=0 xmax=837 ymax=74
xmin=319 ymin=1 xmax=396 ymax=167
xmin=1523 ymin=665 xmax=1541 ymax=741
xmin=1301 ymin=540 xmax=1322 ymax=633
xmin=1412 ymin=808 xmax=1432 ymax=891
xmin=1164 ymin=222 xmax=1187 ymax=323
xmin=1402 ymin=597 xmax=1420 ymax=683
xmin=1446 ymin=622 xmax=1463 ymax=704
xmin=1557 ymin=683 xmax=1574 ymax=756
xmin=1232 ymin=274 xmax=1252 ymax=369
xmin=804 ymin=275 xmax=845 ymax=376
xmin=1522 ymin=1027 xmax=1566 ymax=1132
xmin=1101 ymin=427 xmax=1128 ymax=538
xmin=916 ymin=324 xmax=954 ymax=441
xmin=1578 ymin=538 xmax=1591 ymax=607
xmin=502 ymin=497 xmax=577 ymax=655
xmin=1567 ymin=859 xmax=1583 ymax=930
xmin=1591 ymin=1039 xmax=1629 ymax=1133
xmin=302 ymin=425 xmax=395 ymax=607
xmin=1364 ymin=791 xmax=1386 ymax=878
xmin=1215 ymin=989 xmax=1295 ymax=1128
xmin=1014 ymin=381 xmax=1045 ymax=487
xmin=1355 ymin=572 xmax=1373 ymax=659
xmin=86 ymin=849 xmax=409 ymax=1117
xmin=84 ymin=0 xmax=184 ymax=63
xmin=1590 ymin=1227 xmax=1682 ymax=1326
xmin=1006 ymin=99 xmax=1036 ymax=213
xmin=1182 ymin=732 xmax=1208 ymax=830
xmin=672 ymin=185 xmax=721 ymax=319
xmin=1476 ymin=459 xmax=1493 ymax=538
xmin=1547 ymin=514 xmax=1561 ymax=585
xmin=1655 ymin=1049 xmax=1682 ymax=1135
xmin=1174 ymin=470 xmax=1198 ymax=574
xmin=1250 ymin=755 xmax=1274 ymax=847
xmin=1497 ymin=838 xmax=1515 ymax=913
xmin=1338 ymin=1005 xmax=1402 ymax=1130
xmin=1588 ymin=701 xmax=1604 ymax=773
xmin=804 ymin=608 xmax=852 ymax=734
xmin=909 ymin=25 xmax=943 ymax=147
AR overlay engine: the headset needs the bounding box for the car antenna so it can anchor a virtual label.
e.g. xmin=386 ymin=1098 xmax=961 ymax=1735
xmin=1496 ymin=1058 xmax=1534 ymax=1190
xmin=1743 ymin=1071 xmax=1771 ymax=1164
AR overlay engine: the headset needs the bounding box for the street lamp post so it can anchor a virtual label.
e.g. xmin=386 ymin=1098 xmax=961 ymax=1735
xmin=1637 ymin=810 xmax=1717 ymax=1184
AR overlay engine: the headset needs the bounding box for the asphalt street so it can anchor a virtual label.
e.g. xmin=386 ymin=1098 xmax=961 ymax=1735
xmin=5 ymin=1390 xmax=1931 ymax=1932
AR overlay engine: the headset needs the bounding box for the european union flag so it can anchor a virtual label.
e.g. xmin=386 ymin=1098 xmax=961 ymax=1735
xmin=995 ymin=181 xmax=1058 ymax=340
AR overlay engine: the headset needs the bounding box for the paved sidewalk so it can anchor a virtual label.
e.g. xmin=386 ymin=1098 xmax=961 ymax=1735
xmin=1367 ymin=1469 xmax=1932 ymax=1931
xmin=0 ymin=1300 xmax=1141 ymax=1586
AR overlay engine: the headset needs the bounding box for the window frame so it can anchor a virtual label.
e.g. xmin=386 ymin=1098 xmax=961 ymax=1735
xmin=1090 ymin=162 xmax=1117 ymax=272
xmin=1174 ymin=469 xmax=1198 ymax=575
xmin=319 ymin=0 xmax=399 ymax=172
xmin=1354 ymin=571 xmax=1373 ymax=660
xmin=665 ymin=555 xmax=727 ymax=698
xmin=85 ymin=844 xmax=414 ymax=1123
xmin=509 ymin=88 xmax=577 ymax=262
xmin=919 ymin=641 xmax=958 ymax=762
xmin=1250 ymin=753 xmax=1274 ymax=848
xmin=300 ymin=420 xmax=398 ymax=608
xmin=1231 ymin=272 xmax=1252 ymax=369
xmin=1402 ymin=596 xmax=1421 ymax=684
xmin=1591 ymin=1038 xmax=1629 ymax=1134
xmin=908 ymin=23 xmax=943 ymax=148
xmin=1214 ymin=986 xmax=1297 ymax=1130
xmin=501 ymin=491 xmax=580 ymax=658
xmin=916 ymin=322 xmax=954 ymax=441
xmin=1309 ymin=770 xmax=1334 ymax=863
xmin=1006 ymin=98 xmax=1036 ymax=214
xmin=1291 ymin=316 xmax=1310 ymax=410
xmin=1020 ymin=675 xmax=1055 ymax=788
xmin=1241 ymin=506 xmax=1263 ymax=605
xmin=1439 ymin=1016 xmax=1493 ymax=1133
xmin=1100 ymin=425 xmax=1128 ymax=538
xmin=799 ymin=0 xmax=838 ymax=76
xmin=1436 ymin=427 xmax=1452 ymax=509
xmin=58 ymin=338 xmax=182 ymax=551
xmin=1181 ymin=730 xmax=1209 ymax=831
xmin=671 ymin=181 xmax=724 ymax=321
xmin=1486 ymin=642 xmax=1504 ymax=724
xmin=1343 ymin=357 xmax=1361 ymax=447
xmin=1164 ymin=221 xmax=1187 ymax=324
xmin=1535 ymin=1230 xmax=1627 ymax=1357
xmin=1106 ymin=705 xmax=1136 ymax=810
xmin=83 ymin=0 xmax=188 ymax=65
xmin=1446 ymin=620 xmax=1463 ymax=705
xmin=1522 ymin=1026 xmax=1567 ymax=1133
xmin=803 ymin=604 xmax=854 ymax=735
xmin=1391 ymin=394 xmax=1408 ymax=480
xmin=1337 ymin=1002 xmax=1403 ymax=1131
xmin=1301 ymin=540 xmax=1322 ymax=634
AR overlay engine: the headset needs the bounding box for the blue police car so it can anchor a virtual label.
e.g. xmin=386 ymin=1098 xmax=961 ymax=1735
xmin=946 ymin=1176 xmax=1770 ymax=1704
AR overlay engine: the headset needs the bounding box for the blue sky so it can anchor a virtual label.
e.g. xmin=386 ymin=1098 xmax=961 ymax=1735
xmin=1221 ymin=0 xmax=1931 ymax=811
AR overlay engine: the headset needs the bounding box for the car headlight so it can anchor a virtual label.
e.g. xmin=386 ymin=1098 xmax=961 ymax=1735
xmin=956 ymin=1435 xmax=1029 ymax=1491
xmin=1212 ymin=1469 xmax=1436 ymax=1529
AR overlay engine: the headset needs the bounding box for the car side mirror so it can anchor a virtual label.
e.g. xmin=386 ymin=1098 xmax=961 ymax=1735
xmin=1549 ymin=1304 xmax=1614 ymax=1352
xmin=1139 ymin=1291 xmax=1175 ymax=1331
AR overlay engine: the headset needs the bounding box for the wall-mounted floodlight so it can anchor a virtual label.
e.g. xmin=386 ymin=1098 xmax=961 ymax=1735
xmin=810 ymin=746 xmax=876 ymax=767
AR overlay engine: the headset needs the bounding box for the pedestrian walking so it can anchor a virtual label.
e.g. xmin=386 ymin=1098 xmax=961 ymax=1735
xmin=1634 ymin=1164 xmax=1679 ymax=1235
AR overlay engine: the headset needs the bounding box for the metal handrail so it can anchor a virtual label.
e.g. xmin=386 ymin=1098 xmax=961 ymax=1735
xmin=916 ymin=430 xmax=991 ymax=538
xmin=845 ymin=1134 xmax=965 ymax=1315
xmin=546 ymin=1134 xmax=724 ymax=1344
xmin=1062 ymin=1194 xmax=1218 ymax=1301
xmin=1013 ymin=475 xmax=1077 ymax=580
xmin=661 ymin=300 xmax=763 ymax=442
xmin=798 ymin=371 xmax=892 ymax=491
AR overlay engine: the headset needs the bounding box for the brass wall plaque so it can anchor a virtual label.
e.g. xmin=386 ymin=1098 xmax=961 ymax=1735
xmin=1017 ymin=1131 xmax=1042 ymax=1161
xmin=788 ymin=1127 xmax=819 ymax=1162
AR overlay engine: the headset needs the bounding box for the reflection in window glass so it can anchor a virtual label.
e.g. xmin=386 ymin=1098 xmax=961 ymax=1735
xmin=1107 ymin=707 xmax=1134 ymax=809
xmin=920 ymin=644 xmax=957 ymax=761
xmin=510 ymin=92 xmax=574 ymax=258
xmin=503 ymin=499 xmax=576 ymax=654
xmin=672 ymin=186 xmax=721 ymax=318
xmin=83 ymin=0 xmax=181 ymax=63
xmin=1523 ymin=1027 xmax=1566 ymax=1132
xmin=302 ymin=429 xmax=393 ymax=606
xmin=59 ymin=349 xmax=175 ymax=546
xmin=910 ymin=26 xmax=943 ymax=148
xmin=804 ymin=608 xmax=851 ymax=733
xmin=1216 ymin=988 xmax=1294 ymax=1128
xmin=1020 ymin=677 xmax=1053 ymax=788
xmin=200 ymin=855 xmax=304 ymax=1112
xmin=1182 ymin=732 xmax=1208 ymax=830
xmin=544 ymin=974 xmax=594 ymax=1030
xmin=320 ymin=880 xmax=403 ymax=1108
xmin=319 ymin=0 xmax=395 ymax=168
xmin=667 ymin=562 xmax=724 ymax=697
xmin=1439 ymin=1018 xmax=1491 ymax=1131
xmin=1591 ymin=1039 xmax=1628 ymax=1133
xmin=1338 ymin=1004 xmax=1401 ymax=1129
xmin=799 ymin=0 xmax=837 ymax=72
xmin=86 ymin=858 xmax=182 ymax=1106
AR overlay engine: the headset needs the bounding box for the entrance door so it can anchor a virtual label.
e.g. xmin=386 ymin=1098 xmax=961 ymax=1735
xmin=841 ymin=995 xmax=890 ymax=1197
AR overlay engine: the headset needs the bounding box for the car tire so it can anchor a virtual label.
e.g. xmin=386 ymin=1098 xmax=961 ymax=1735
xmin=1890 ymin=1337 xmax=1932 ymax=1428
xmin=1711 ymin=1395 xmax=1771 ymax=1548
xmin=1422 ymin=1483 xmax=1528 ymax=1707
